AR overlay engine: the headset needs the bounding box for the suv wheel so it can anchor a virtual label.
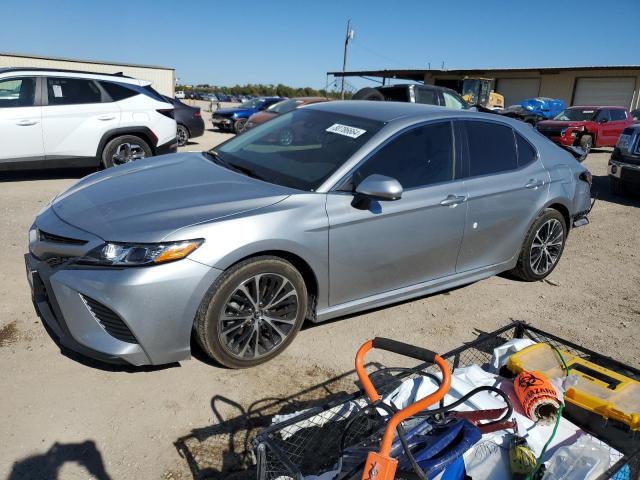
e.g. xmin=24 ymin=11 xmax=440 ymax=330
xmin=579 ymin=135 xmax=593 ymax=155
xmin=176 ymin=125 xmax=189 ymax=147
xmin=353 ymin=87 xmax=385 ymax=101
xmin=233 ymin=119 xmax=247 ymax=134
xmin=102 ymin=135 xmax=152 ymax=168
xmin=194 ymin=256 xmax=308 ymax=368
xmin=511 ymin=209 xmax=567 ymax=282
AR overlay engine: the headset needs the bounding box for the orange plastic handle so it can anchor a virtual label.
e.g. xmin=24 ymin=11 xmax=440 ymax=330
xmin=355 ymin=339 xmax=452 ymax=457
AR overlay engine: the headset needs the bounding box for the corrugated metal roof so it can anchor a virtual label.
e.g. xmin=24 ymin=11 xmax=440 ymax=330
xmin=0 ymin=51 xmax=174 ymax=71
xmin=329 ymin=65 xmax=640 ymax=79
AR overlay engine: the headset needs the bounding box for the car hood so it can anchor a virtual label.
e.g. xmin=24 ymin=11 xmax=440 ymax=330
xmin=50 ymin=153 xmax=292 ymax=242
xmin=214 ymin=107 xmax=254 ymax=118
xmin=537 ymin=120 xmax=588 ymax=128
xmin=248 ymin=111 xmax=276 ymax=124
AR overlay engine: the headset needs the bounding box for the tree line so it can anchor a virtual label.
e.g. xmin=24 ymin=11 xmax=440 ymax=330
xmin=177 ymin=83 xmax=350 ymax=99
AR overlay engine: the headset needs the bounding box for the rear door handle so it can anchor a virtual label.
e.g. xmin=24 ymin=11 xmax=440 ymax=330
xmin=98 ymin=115 xmax=116 ymax=121
xmin=440 ymin=194 xmax=467 ymax=207
xmin=16 ymin=120 xmax=38 ymax=126
xmin=525 ymin=179 xmax=544 ymax=189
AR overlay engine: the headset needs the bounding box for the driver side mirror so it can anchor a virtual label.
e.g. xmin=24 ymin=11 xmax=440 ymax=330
xmin=354 ymin=174 xmax=403 ymax=201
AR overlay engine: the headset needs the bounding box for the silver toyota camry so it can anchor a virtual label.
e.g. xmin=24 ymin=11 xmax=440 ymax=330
xmin=25 ymin=101 xmax=592 ymax=368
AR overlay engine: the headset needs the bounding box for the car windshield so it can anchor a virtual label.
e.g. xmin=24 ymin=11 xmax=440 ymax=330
xmin=267 ymin=99 xmax=302 ymax=115
xmin=211 ymin=109 xmax=383 ymax=191
xmin=553 ymin=108 xmax=596 ymax=121
xmin=238 ymin=98 xmax=265 ymax=109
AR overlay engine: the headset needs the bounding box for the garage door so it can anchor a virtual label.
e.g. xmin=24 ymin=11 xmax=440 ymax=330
xmin=573 ymin=77 xmax=635 ymax=107
xmin=495 ymin=78 xmax=541 ymax=107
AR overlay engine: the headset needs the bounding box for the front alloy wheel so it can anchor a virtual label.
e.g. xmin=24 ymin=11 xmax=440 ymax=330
xmin=195 ymin=256 xmax=307 ymax=368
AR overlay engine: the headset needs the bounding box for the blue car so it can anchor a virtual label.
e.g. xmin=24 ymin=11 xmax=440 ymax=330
xmin=212 ymin=96 xmax=284 ymax=134
xmin=501 ymin=97 xmax=566 ymax=125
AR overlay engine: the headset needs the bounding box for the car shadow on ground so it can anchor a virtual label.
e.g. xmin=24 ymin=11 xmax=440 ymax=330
xmin=0 ymin=167 xmax=98 ymax=182
xmin=591 ymin=174 xmax=640 ymax=208
xmin=172 ymin=361 xmax=393 ymax=480
xmin=7 ymin=440 xmax=112 ymax=480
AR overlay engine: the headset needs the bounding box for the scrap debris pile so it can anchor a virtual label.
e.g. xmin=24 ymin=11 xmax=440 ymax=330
xmin=262 ymin=331 xmax=639 ymax=480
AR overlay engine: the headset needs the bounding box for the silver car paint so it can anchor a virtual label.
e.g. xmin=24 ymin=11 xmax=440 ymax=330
xmin=27 ymin=102 xmax=591 ymax=365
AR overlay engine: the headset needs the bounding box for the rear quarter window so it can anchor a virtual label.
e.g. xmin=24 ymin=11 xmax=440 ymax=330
xmin=99 ymin=81 xmax=138 ymax=102
xmin=515 ymin=132 xmax=537 ymax=167
xmin=465 ymin=121 xmax=518 ymax=176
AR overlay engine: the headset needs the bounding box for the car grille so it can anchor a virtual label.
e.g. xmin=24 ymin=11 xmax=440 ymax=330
xmin=39 ymin=230 xmax=88 ymax=245
xmin=45 ymin=256 xmax=72 ymax=267
xmin=621 ymin=167 xmax=640 ymax=184
xmin=81 ymin=295 xmax=138 ymax=344
xmin=537 ymin=126 xmax=564 ymax=137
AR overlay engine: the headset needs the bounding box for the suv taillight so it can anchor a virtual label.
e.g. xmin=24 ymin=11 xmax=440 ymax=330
xmin=579 ymin=170 xmax=592 ymax=186
xmin=157 ymin=108 xmax=174 ymax=119
xmin=194 ymin=111 xmax=201 ymax=118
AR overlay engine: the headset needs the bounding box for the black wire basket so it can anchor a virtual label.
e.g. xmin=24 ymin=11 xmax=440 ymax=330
xmin=253 ymin=321 xmax=640 ymax=480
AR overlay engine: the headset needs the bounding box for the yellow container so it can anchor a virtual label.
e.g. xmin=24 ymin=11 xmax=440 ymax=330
xmin=507 ymin=343 xmax=640 ymax=431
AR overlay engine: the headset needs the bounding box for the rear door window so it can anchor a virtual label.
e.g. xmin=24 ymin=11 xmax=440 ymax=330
xmin=99 ymin=81 xmax=138 ymax=102
xmin=443 ymin=91 xmax=465 ymax=109
xmin=465 ymin=121 xmax=518 ymax=176
xmin=47 ymin=77 xmax=101 ymax=105
xmin=414 ymin=87 xmax=438 ymax=105
xmin=0 ymin=77 xmax=36 ymax=108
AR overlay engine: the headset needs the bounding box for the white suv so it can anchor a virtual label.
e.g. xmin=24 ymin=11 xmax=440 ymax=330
xmin=0 ymin=68 xmax=177 ymax=171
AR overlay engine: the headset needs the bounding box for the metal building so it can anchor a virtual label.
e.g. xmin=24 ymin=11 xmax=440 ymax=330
xmin=329 ymin=66 xmax=640 ymax=110
xmin=0 ymin=51 xmax=175 ymax=96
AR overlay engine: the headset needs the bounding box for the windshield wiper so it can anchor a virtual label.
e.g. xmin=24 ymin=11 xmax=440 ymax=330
xmin=203 ymin=150 xmax=265 ymax=181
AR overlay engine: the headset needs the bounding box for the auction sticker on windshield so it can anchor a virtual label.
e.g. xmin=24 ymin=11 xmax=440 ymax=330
xmin=326 ymin=123 xmax=367 ymax=138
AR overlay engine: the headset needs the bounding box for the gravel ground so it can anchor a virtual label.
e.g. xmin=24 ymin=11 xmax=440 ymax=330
xmin=0 ymin=112 xmax=638 ymax=479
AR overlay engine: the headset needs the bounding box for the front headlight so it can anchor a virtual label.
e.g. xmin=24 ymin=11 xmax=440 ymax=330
xmin=78 ymin=239 xmax=203 ymax=267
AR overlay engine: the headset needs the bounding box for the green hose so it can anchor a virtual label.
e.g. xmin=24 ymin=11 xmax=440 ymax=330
xmin=525 ymin=345 xmax=571 ymax=480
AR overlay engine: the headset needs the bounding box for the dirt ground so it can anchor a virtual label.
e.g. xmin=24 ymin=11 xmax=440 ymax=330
xmin=1 ymin=110 xmax=638 ymax=480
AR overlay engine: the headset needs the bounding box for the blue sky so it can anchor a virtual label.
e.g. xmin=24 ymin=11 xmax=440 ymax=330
xmin=2 ymin=0 xmax=639 ymax=91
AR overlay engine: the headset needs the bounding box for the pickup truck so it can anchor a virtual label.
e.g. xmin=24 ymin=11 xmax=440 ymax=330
xmin=609 ymin=124 xmax=640 ymax=195
xmin=536 ymin=106 xmax=634 ymax=154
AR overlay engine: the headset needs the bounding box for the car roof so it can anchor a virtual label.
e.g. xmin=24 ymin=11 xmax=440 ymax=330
xmin=0 ymin=67 xmax=146 ymax=85
xmin=305 ymin=100 xmax=463 ymax=122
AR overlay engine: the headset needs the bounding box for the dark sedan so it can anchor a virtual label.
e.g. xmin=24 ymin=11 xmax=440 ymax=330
xmin=164 ymin=96 xmax=205 ymax=147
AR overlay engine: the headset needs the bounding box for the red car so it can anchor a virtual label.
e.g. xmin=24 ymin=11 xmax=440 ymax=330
xmin=245 ymin=97 xmax=330 ymax=130
xmin=536 ymin=106 xmax=634 ymax=153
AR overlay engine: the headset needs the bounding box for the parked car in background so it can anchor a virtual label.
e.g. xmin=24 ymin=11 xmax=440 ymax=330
xmin=245 ymin=97 xmax=330 ymax=130
xmin=175 ymin=90 xmax=185 ymax=99
xmin=163 ymin=96 xmax=205 ymax=147
xmin=353 ymin=83 xmax=468 ymax=109
xmin=0 ymin=67 xmax=176 ymax=171
xmin=25 ymin=102 xmax=592 ymax=368
xmin=212 ymin=96 xmax=284 ymax=133
xmin=609 ymin=124 xmax=640 ymax=195
xmin=536 ymin=106 xmax=634 ymax=154
xmin=500 ymin=97 xmax=565 ymax=125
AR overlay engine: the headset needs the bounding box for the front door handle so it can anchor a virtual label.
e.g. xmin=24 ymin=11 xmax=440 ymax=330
xmin=525 ymin=179 xmax=544 ymax=189
xmin=440 ymin=194 xmax=467 ymax=207
xmin=98 ymin=115 xmax=116 ymax=121
xmin=16 ymin=120 xmax=38 ymax=126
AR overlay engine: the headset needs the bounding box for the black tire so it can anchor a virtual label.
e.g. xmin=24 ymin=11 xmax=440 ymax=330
xmin=101 ymin=135 xmax=152 ymax=168
xmin=194 ymin=256 xmax=308 ymax=368
xmin=579 ymin=135 xmax=593 ymax=155
xmin=510 ymin=208 xmax=567 ymax=282
xmin=233 ymin=118 xmax=247 ymax=134
xmin=176 ymin=124 xmax=189 ymax=147
xmin=352 ymin=87 xmax=385 ymax=101
xmin=609 ymin=177 xmax=624 ymax=196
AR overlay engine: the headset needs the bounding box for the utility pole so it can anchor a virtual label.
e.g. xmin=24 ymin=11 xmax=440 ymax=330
xmin=340 ymin=19 xmax=353 ymax=100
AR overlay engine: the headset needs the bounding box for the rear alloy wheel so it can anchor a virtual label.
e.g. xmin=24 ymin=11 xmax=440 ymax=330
xmin=102 ymin=135 xmax=152 ymax=168
xmin=195 ymin=256 xmax=307 ymax=368
xmin=511 ymin=209 xmax=567 ymax=281
xmin=233 ymin=118 xmax=247 ymax=134
xmin=176 ymin=124 xmax=189 ymax=147
xmin=579 ymin=135 xmax=593 ymax=155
